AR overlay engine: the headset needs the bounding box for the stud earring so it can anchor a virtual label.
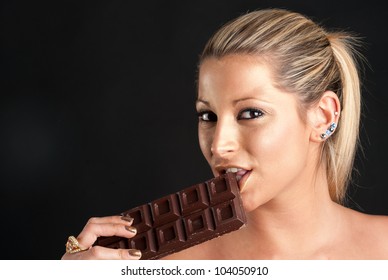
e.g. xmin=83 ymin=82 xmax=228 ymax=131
xmin=320 ymin=122 xmax=337 ymax=140
xmin=334 ymin=111 xmax=339 ymax=116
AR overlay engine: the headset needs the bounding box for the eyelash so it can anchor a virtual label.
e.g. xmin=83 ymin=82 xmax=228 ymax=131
xmin=238 ymin=107 xmax=264 ymax=120
xmin=197 ymin=110 xmax=217 ymax=122
xmin=197 ymin=108 xmax=264 ymax=122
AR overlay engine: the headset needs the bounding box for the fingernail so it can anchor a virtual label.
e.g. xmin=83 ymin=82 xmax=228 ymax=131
xmin=128 ymin=249 xmax=142 ymax=258
xmin=121 ymin=216 xmax=134 ymax=223
xmin=125 ymin=226 xmax=137 ymax=234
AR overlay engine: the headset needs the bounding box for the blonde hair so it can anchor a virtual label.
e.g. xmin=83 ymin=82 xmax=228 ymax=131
xmin=199 ymin=8 xmax=363 ymax=204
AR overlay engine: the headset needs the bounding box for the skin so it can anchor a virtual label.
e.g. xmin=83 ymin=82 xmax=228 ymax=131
xmin=61 ymin=216 xmax=141 ymax=260
xmin=165 ymin=55 xmax=388 ymax=259
xmin=62 ymin=54 xmax=388 ymax=260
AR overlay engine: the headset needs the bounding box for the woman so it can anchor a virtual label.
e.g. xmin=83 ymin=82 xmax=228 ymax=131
xmin=62 ymin=8 xmax=388 ymax=260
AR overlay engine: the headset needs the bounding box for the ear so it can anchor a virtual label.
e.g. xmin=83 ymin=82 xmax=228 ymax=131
xmin=308 ymin=91 xmax=341 ymax=143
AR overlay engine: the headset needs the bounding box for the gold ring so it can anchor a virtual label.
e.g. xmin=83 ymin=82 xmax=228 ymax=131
xmin=65 ymin=236 xmax=88 ymax=254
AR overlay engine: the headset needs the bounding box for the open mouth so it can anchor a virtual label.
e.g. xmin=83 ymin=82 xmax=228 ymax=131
xmin=222 ymin=167 xmax=251 ymax=191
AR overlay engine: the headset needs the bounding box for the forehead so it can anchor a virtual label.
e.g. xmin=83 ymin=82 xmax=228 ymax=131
xmin=198 ymin=55 xmax=279 ymax=100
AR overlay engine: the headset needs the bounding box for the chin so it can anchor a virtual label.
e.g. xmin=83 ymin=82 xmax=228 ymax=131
xmin=240 ymin=193 xmax=260 ymax=213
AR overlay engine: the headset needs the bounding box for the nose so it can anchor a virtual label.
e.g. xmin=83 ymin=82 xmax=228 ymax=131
xmin=210 ymin=118 xmax=239 ymax=157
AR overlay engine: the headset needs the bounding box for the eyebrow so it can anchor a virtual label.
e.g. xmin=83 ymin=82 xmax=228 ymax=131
xmin=196 ymin=97 xmax=268 ymax=106
xmin=195 ymin=98 xmax=209 ymax=106
xmin=232 ymin=97 xmax=263 ymax=105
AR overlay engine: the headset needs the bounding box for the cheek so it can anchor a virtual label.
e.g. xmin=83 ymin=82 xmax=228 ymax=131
xmin=248 ymin=120 xmax=308 ymax=171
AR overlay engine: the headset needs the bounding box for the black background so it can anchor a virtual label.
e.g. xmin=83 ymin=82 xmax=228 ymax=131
xmin=1 ymin=0 xmax=387 ymax=259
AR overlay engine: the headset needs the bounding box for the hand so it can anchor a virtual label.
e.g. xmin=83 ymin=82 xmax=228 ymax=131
xmin=61 ymin=215 xmax=141 ymax=260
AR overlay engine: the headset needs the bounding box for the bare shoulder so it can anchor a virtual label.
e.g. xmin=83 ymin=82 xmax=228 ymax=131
xmin=366 ymin=213 xmax=388 ymax=230
xmin=347 ymin=207 xmax=388 ymax=234
xmin=342 ymin=206 xmax=388 ymax=258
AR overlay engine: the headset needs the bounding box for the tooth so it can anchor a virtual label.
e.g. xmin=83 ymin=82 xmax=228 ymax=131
xmin=226 ymin=167 xmax=238 ymax=173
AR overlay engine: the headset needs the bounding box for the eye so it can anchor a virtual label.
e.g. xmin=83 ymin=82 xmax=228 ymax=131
xmin=197 ymin=110 xmax=217 ymax=122
xmin=237 ymin=108 xmax=264 ymax=120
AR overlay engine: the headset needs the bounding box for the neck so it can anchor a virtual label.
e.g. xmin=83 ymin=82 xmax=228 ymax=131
xmin=240 ymin=168 xmax=343 ymax=259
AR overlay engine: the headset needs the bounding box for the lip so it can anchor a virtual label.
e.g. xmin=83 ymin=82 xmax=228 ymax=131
xmin=236 ymin=170 xmax=251 ymax=192
xmin=214 ymin=166 xmax=252 ymax=192
xmin=215 ymin=165 xmax=250 ymax=175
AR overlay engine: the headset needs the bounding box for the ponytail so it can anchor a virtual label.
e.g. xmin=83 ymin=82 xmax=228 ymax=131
xmin=326 ymin=33 xmax=363 ymax=203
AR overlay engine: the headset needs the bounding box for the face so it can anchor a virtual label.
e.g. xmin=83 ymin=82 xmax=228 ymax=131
xmin=197 ymin=55 xmax=314 ymax=212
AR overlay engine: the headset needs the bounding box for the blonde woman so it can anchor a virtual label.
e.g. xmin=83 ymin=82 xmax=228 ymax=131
xmin=62 ymin=8 xmax=388 ymax=260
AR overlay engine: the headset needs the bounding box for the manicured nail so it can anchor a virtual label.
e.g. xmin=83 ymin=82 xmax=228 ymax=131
xmin=125 ymin=226 xmax=137 ymax=234
xmin=128 ymin=249 xmax=142 ymax=258
xmin=121 ymin=216 xmax=134 ymax=223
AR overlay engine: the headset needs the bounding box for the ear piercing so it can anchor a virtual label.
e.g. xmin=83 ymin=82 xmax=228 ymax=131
xmin=320 ymin=122 xmax=337 ymax=140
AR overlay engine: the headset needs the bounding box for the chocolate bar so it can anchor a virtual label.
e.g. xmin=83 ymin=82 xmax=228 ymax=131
xmin=95 ymin=173 xmax=246 ymax=259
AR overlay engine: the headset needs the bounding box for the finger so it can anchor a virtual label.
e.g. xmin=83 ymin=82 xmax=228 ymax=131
xmin=76 ymin=215 xmax=135 ymax=248
xmin=86 ymin=215 xmax=134 ymax=226
xmin=77 ymin=222 xmax=137 ymax=248
xmin=62 ymin=247 xmax=142 ymax=260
